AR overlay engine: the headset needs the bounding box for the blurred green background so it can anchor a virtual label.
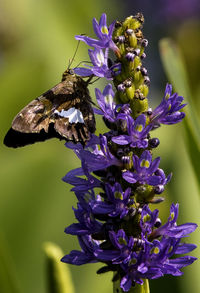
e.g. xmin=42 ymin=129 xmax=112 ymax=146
xmin=0 ymin=0 xmax=199 ymax=293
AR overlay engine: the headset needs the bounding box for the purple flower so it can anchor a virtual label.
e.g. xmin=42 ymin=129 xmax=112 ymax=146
xmin=140 ymin=205 xmax=159 ymax=235
xmin=150 ymin=84 xmax=186 ymax=127
xmin=153 ymin=168 xmax=172 ymax=194
xmin=75 ymin=13 xmax=119 ymax=52
xmin=119 ymin=204 xmax=197 ymax=291
xmin=152 ymin=203 xmax=198 ymax=239
xmin=95 ymin=229 xmax=134 ymax=264
xmin=90 ymin=183 xmax=132 ymax=219
xmin=122 ymin=150 xmax=164 ymax=186
xmin=63 ymin=202 xmax=197 ymax=289
xmin=64 ymin=135 xmax=120 ymax=179
xmin=65 ymin=197 xmax=102 ymax=236
xmin=74 ymin=48 xmax=121 ymax=79
xmin=94 ymin=84 xmax=116 ymax=119
xmin=94 ymin=84 xmax=133 ymax=132
xmin=63 ymin=172 xmax=101 ymax=192
xmin=112 ymin=114 xmax=152 ymax=148
xmin=120 ymin=236 xmax=196 ymax=291
xmin=61 ymin=234 xmax=99 ymax=265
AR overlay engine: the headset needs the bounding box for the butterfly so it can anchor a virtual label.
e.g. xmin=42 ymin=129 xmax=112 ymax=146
xmin=4 ymin=69 xmax=96 ymax=148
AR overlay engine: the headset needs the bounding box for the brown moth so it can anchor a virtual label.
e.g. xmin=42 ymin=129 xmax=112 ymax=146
xmin=4 ymin=70 xmax=96 ymax=148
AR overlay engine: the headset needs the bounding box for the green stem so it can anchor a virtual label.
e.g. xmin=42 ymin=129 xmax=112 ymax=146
xmin=113 ymin=279 xmax=150 ymax=293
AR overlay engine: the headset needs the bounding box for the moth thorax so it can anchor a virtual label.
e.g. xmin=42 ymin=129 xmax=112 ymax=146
xmin=62 ymin=69 xmax=75 ymax=81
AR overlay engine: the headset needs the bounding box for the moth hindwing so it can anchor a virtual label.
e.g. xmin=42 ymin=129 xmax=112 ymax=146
xmin=4 ymin=70 xmax=96 ymax=148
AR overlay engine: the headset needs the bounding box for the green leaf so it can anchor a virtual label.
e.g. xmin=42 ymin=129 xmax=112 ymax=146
xmin=159 ymin=38 xmax=200 ymax=187
xmin=43 ymin=242 xmax=75 ymax=293
xmin=0 ymin=233 xmax=21 ymax=293
xmin=113 ymin=278 xmax=150 ymax=293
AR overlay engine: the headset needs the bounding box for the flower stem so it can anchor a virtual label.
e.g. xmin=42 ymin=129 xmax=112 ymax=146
xmin=113 ymin=279 xmax=150 ymax=293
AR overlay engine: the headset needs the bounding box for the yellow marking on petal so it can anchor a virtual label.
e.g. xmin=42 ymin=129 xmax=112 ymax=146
xmin=165 ymin=93 xmax=170 ymax=99
xmin=140 ymin=159 xmax=150 ymax=168
xmin=168 ymin=104 xmax=171 ymax=111
xmin=170 ymin=211 xmax=175 ymax=221
xmin=101 ymin=26 xmax=109 ymax=35
xmin=97 ymin=53 xmax=104 ymax=65
xmin=129 ymin=258 xmax=137 ymax=265
xmin=89 ymin=213 xmax=95 ymax=221
xmin=104 ymin=94 xmax=113 ymax=105
xmin=118 ymin=237 xmax=127 ymax=245
xmin=84 ymin=194 xmax=90 ymax=203
xmin=168 ymin=246 xmax=173 ymax=253
xmin=151 ymin=246 xmax=160 ymax=254
xmin=113 ymin=67 xmax=119 ymax=72
xmin=143 ymin=214 xmax=151 ymax=223
xmin=114 ymin=191 xmax=123 ymax=200
xmin=135 ymin=124 xmax=143 ymax=132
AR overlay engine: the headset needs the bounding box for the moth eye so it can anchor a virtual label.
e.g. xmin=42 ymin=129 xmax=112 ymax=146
xmin=69 ymin=69 xmax=75 ymax=75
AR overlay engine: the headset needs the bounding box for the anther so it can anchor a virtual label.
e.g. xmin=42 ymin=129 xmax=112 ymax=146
xmin=133 ymin=238 xmax=145 ymax=247
xmin=122 ymin=156 xmax=130 ymax=165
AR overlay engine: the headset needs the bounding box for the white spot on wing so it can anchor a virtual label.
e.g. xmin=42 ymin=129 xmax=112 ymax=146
xmin=54 ymin=107 xmax=84 ymax=124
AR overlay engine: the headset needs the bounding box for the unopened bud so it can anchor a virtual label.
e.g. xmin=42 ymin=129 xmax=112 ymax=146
xmin=141 ymin=53 xmax=146 ymax=59
xmin=141 ymin=39 xmax=148 ymax=47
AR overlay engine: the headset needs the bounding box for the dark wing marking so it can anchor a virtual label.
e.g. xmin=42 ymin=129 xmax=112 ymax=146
xmin=4 ymin=124 xmax=63 ymax=148
xmin=11 ymin=98 xmax=52 ymax=133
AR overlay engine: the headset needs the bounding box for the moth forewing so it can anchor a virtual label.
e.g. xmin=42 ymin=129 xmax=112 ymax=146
xmin=11 ymin=98 xmax=51 ymax=133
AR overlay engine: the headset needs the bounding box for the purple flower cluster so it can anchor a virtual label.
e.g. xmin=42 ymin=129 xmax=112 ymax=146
xmin=74 ymin=14 xmax=121 ymax=79
xmin=62 ymin=13 xmax=197 ymax=292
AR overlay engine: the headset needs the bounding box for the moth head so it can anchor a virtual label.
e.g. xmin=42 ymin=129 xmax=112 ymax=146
xmin=62 ymin=68 xmax=75 ymax=81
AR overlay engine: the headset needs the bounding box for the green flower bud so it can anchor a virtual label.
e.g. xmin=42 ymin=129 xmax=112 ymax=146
xmin=130 ymin=97 xmax=148 ymax=118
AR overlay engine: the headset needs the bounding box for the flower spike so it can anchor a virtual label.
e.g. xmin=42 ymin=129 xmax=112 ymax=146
xmin=62 ymin=12 xmax=197 ymax=293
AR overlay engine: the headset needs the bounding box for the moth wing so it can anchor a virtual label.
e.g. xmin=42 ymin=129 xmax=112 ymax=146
xmin=54 ymin=103 xmax=90 ymax=143
xmin=11 ymin=97 xmax=51 ymax=133
xmin=4 ymin=75 xmax=96 ymax=147
xmin=54 ymin=93 xmax=96 ymax=143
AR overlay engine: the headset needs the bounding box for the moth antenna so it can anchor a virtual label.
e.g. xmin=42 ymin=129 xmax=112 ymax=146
xmin=88 ymin=77 xmax=101 ymax=84
xmin=68 ymin=40 xmax=81 ymax=69
xmin=74 ymin=60 xmax=92 ymax=69
xmin=85 ymin=74 xmax=94 ymax=85
xmin=89 ymin=98 xmax=99 ymax=108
